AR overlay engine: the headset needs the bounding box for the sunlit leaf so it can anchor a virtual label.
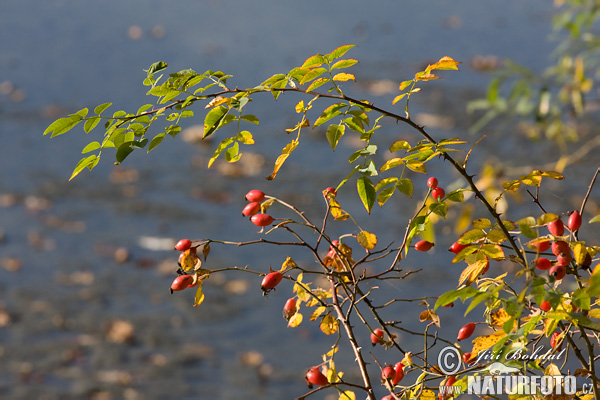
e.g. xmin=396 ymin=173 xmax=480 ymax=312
xmin=320 ymin=314 xmax=338 ymax=335
xmin=193 ymin=282 xmax=205 ymax=306
xmin=426 ymin=56 xmax=461 ymax=72
xmin=459 ymin=259 xmax=489 ymax=286
xmin=266 ymin=139 xmax=298 ymax=180
xmin=81 ymin=141 xmax=101 ymax=154
xmin=301 ymin=54 xmax=325 ymax=69
xmin=310 ymin=306 xmax=327 ymax=321
xmin=472 ymin=218 xmax=491 ymax=229
xmin=288 ymin=312 xmax=303 ymax=328
xmin=379 ymin=158 xmax=404 ymax=172
xmin=339 ymin=390 xmax=355 ymax=400
xmin=203 ymin=105 xmax=228 ymax=138
xmin=69 ymin=155 xmax=98 ymax=181
xmin=377 ymin=186 xmax=395 ymax=206
xmin=44 ymin=115 xmax=83 ymax=137
xmin=405 ymin=159 xmax=427 ymax=173
xmin=326 ymin=44 xmax=356 ymax=61
xmin=357 ymin=231 xmax=377 ymax=250
xmin=457 ymin=229 xmax=486 ymax=245
xmin=471 ymin=330 xmax=506 ymax=358
xmin=332 ymin=73 xmax=355 ymax=82
xmin=573 ymin=242 xmax=588 ymax=265
xmin=419 ymin=309 xmax=440 ymax=327
xmin=480 ymin=244 xmax=505 ymax=260
xmin=326 ymin=124 xmax=345 ymax=151
xmin=395 ymin=178 xmax=413 ymax=198
xmin=300 ymin=67 xmax=328 ymax=85
xmin=329 ymin=198 xmax=349 ymax=221
xmin=357 ymin=176 xmax=375 ymax=213
xmin=306 ymin=77 xmax=330 ymax=92
xmin=331 ymin=59 xmax=358 ymax=69
xmin=389 ymin=140 xmax=411 ymax=152
xmin=490 ymin=308 xmax=512 ymax=328
xmin=399 ymin=80 xmax=413 ymax=91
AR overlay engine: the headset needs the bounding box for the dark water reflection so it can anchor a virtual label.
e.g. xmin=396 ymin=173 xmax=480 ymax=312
xmin=1 ymin=1 xmax=598 ymax=399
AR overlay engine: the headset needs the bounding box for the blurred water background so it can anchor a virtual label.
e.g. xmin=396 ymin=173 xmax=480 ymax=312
xmin=0 ymin=1 xmax=598 ymax=399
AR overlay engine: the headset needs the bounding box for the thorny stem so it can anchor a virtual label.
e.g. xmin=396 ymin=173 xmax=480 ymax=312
xmin=329 ymin=278 xmax=376 ymax=400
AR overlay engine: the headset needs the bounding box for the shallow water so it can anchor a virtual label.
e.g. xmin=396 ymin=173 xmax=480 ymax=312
xmin=1 ymin=1 xmax=598 ymax=399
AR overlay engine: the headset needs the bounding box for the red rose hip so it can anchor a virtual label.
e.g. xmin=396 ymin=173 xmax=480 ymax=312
xmin=175 ymin=239 xmax=192 ymax=252
xmin=427 ymin=177 xmax=438 ymax=188
xmin=551 ymin=241 xmax=569 ymax=256
xmin=242 ymin=202 xmax=261 ymax=217
xmin=540 ymin=300 xmax=551 ymax=312
xmin=382 ymin=366 xmax=396 ymax=382
xmin=261 ymin=271 xmax=283 ymax=293
xmin=547 ymin=219 xmax=564 ymax=236
xmin=531 ymin=240 xmax=550 ymax=253
xmin=432 ymin=187 xmax=445 ymax=200
xmin=457 ymin=322 xmax=476 ymax=341
xmin=549 ymin=265 xmax=566 ymax=280
xmin=449 ymin=242 xmax=467 ymax=255
xmin=392 ymin=362 xmax=405 ymax=385
xmin=568 ymin=210 xmax=582 ymax=232
xmin=251 ymin=214 xmax=274 ymax=227
xmin=323 ymin=187 xmax=337 ymax=198
xmin=415 ymin=240 xmax=434 ymax=252
xmin=245 ymin=189 xmax=266 ymax=203
xmin=283 ymin=298 xmax=296 ymax=320
xmin=371 ymin=328 xmax=385 ymax=345
xmin=171 ymin=275 xmax=194 ymax=292
xmin=305 ymin=367 xmax=328 ymax=388
xmin=535 ymin=257 xmax=552 ymax=270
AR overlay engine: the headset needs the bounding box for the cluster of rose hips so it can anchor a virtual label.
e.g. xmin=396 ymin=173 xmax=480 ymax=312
xmin=427 ymin=176 xmax=445 ymax=201
xmin=170 ymin=239 xmax=199 ymax=292
xmin=530 ymin=211 xmax=586 ymax=287
xmin=369 ymin=329 xmax=406 ymax=387
xmin=242 ymin=189 xmax=274 ymax=227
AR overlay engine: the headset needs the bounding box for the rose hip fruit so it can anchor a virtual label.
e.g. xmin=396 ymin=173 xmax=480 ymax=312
xmin=305 ymin=367 xmax=328 ymax=388
xmin=449 ymin=242 xmax=467 ymax=255
xmin=245 ymin=189 xmax=265 ymax=203
xmin=457 ymin=322 xmax=476 ymax=341
xmin=531 ymin=240 xmax=550 ymax=253
xmin=371 ymin=328 xmax=385 ymax=345
xmin=283 ymin=298 xmax=296 ymax=320
xmin=463 ymin=352 xmax=472 ymax=364
xmin=556 ymin=252 xmax=572 ymax=267
xmin=171 ymin=275 xmax=193 ymax=292
xmin=251 ymin=214 xmax=274 ymax=227
xmin=382 ymin=366 xmax=397 ymax=382
xmin=324 ymin=187 xmax=337 ymax=198
xmin=548 ymin=219 xmax=564 ymax=236
xmin=540 ymin=300 xmax=551 ymax=312
xmin=535 ymin=257 xmax=552 ymax=270
xmin=568 ymin=210 xmax=582 ymax=232
xmin=551 ymin=332 xmax=563 ymax=351
xmin=392 ymin=362 xmax=405 ymax=385
xmin=549 ymin=265 xmax=566 ymax=280
xmin=242 ymin=202 xmax=261 ymax=217
xmin=552 ymin=241 xmax=569 ymax=256
xmin=415 ymin=240 xmax=434 ymax=252
xmin=432 ymin=187 xmax=445 ymax=200
xmin=261 ymin=271 xmax=283 ymax=293
xmin=175 ymin=239 xmax=192 ymax=252
xmin=427 ymin=177 xmax=438 ymax=188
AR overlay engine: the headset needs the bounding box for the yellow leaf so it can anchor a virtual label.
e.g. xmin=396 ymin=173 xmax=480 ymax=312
xmin=419 ymin=309 xmax=441 ymax=328
xmin=295 ymin=100 xmax=305 ymax=113
xmin=402 ymin=352 xmax=414 ymax=367
xmin=458 ymin=258 xmax=489 ymax=286
xmin=399 ymin=80 xmax=413 ymax=91
xmin=520 ymin=171 xmax=542 ymax=187
xmin=573 ymin=242 xmax=588 ymax=265
xmin=329 ymin=198 xmax=349 ymax=221
xmin=471 ymin=330 xmax=506 ymax=359
xmin=310 ymin=306 xmax=327 ymax=321
xmin=205 ymin=96 xmax=229 ymax=108
xmin=320 ymin=314 xmax=339 ymax=335
xmin=339 ymin=390 xmax=355 ymax=400
xmin=281 ymin=256 xmax=298 ymax=272
xmin=427 ymin=56 xmax=461 ymax=71
xmin=545 ymin=363 xmax=561 ymax=376
xmin=502 ymin=180 xmax=521 ymax=191
xmin=405 ymin=159 xmax=427 ymax=173
xmin=193 ymin=282 xmax=205 ymax=307
xmin=379 ymin=157 xmax=404 ymax=172
xmin=415 ymin=73 xmax=440 ymax=81
xmin=266 ymin=139 xmax=298 ymax=180
xmin=489 ymin=308 xmax=512 ymax=329
xmin=325 ymin=347 xmax=339 ymax=358
xmin=288 ymin=312 xmax=303 ymax=328
xmin=357 ymin=231 xmax=377 ymax=250
xmin=180 ymin=248 xmax=199 ymax=271
xmin=332 ymin=73 xmax=355 ymax=82
xmin=480 ymin=243 xmax=505 ymax=260
xmin=417 ymin=389 xmax=436 ymax=400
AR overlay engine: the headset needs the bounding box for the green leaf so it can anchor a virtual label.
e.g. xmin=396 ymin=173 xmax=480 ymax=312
xmin=429 ymin=202 xmax=447 ymax=218
xmin=306 ymin=77 xmax=330 ymax=92
xmin=203 ymin=106 xmax=228 ymax=138
xmin=224 ymin=141 xmax=240 ymax=162
xmin=240 ymin=114 xmax=260 ymax=125
xmin=357 ymin=176 xmax=376 ymax=214
xmin=331 ymin=59 xmax=358 ymax=70
xmin=94 ymin=102 xmax=112 ymax=115
xmin=300 ymin=68 xmax=328 ymax=85
xmin=301 ymin=54 xmax=326 ymax=69
xmin=396 ymin=178 xmax=413 ymax=197
xmin=589 ymin=215 xmax=600 ymax=224
xmin=472 ymin=218 xmax=492 ymax=229
xmin=208 ymin=137 xmax=236 ymax=168
xmin=325 ymin=44 xmax=356 ymax=61
xmin=81 ymin=141 xmax=101 ymax=154
xmin=377 ymin=186 xmax=395 ymax=207
xmin=83 ymin=116 xmax=101 ymax=133
xmin=480 ymin=244 xmax=505 ymax=260
xmin=148 ymin=133 xmax=166 ymax=152
xmin=374 ymin=177 xmax=398 ymax=192
xmin=434 ymin=287 xmax=481 ymax=310
xmin=405 ymin=159 xmax=427 ymax=173
xmin=343 ymin=116 xmax=364 ymax=133
xmin=69 ymin=155 xmax=98 ymax=181
xmin=147 ymin=61 xmax=168 ymax=75
xmin=44 ymin=115 xmax=82 ymax=137
xmin=458 ymin=229 xmax=486 ymax=245
xmin=446 ymin=190 xmax=465 ymax=203
xmin=314 ymin=103 xmax=347 ymax=127
xmin=326 ymin=124 xmax=345 ymax=151
xmin=116 ymin=145 xmax=133 ymax=163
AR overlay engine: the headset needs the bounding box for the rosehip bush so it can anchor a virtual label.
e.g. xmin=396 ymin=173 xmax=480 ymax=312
xmin=45 ymin=42 xmax=600 ymax=400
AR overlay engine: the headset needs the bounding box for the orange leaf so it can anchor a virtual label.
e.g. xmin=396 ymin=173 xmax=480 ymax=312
xmin=426 ymin=56 xmax=461 ymax=72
